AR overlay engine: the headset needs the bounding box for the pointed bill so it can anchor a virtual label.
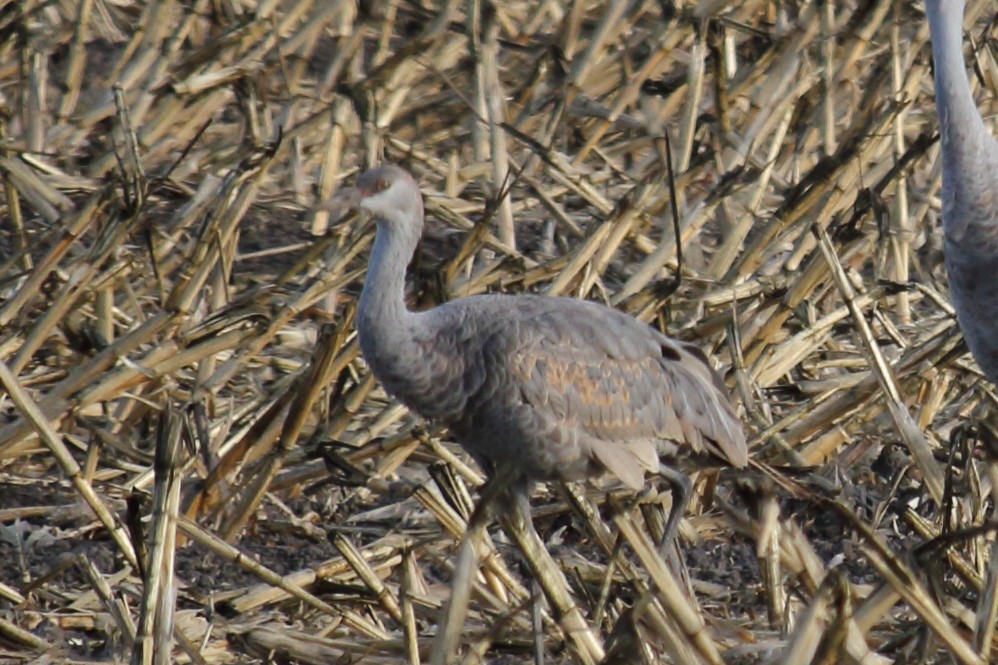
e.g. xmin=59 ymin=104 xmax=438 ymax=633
xmin=315 ymin=186 xmax=362 ymax=219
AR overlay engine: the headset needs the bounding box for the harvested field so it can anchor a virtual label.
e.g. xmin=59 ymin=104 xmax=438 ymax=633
xmin=1 ymin=0 xmax=997 ymax=663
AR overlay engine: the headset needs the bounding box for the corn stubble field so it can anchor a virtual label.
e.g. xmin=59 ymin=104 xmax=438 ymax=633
xmin=1 ymin=0 xmax=997 ymax=662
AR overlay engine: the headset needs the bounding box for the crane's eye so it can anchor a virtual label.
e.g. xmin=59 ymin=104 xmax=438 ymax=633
xmin=376 ymin=178 xmax=390 ymax=192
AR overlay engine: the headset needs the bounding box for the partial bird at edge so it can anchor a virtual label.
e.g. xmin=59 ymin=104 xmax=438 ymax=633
xmin=925 ymin=0 xmax=998 ymax=384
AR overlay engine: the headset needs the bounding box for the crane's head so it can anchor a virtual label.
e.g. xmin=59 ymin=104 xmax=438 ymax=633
xmin=318 ymin=164 xmax=423 ymax=234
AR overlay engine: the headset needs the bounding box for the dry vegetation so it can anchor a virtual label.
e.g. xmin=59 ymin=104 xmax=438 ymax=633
xmin=2 ymin=0 xmax=998 ymax=662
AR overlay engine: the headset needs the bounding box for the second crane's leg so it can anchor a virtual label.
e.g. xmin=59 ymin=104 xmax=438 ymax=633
xmin=657 ymin=464 xmax=692 ymax=557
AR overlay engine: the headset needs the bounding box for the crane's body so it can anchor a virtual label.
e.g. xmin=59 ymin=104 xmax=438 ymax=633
xmin=323 ymin=164 xmax=747 ymax=548
xmin=926 ymin=0 xmax=998 ymax=381
xmin=364 ymin=291 xmax=746 ymax=489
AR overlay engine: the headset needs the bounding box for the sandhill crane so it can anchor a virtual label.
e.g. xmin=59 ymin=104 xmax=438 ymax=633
xmin=321 ymin=163 xmax=747 ymax=542
xmin=925 ymin=0 xmax=998 ymax=383
xmin=319 ymin=164 xmax=748 ymax=661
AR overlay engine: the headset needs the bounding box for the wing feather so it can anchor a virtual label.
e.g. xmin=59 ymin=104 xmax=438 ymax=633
xmin=407 ymin=294 xmax=747 ymax=487
xmin=499 ymin=299 xmax=748 ymax=478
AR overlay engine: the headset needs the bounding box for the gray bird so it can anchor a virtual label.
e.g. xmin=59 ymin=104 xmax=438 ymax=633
xmin=926 ymin=0 xmax=998 ymax=382
xmin=320 ymin=164 xmax=748 ymax=550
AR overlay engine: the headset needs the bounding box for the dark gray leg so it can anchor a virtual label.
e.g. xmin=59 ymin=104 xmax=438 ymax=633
xmin=498 ymin=483 xmax=545 ymax=664
xmin=430 ymin=469 xmax=522 ymax=665
xmin=531 ymin=577 xmax=544 ymax=665
xmin=657 ymin=464 xmax=692 ymax=556
xmin=497 ymin=482 xmax=605 ymax=662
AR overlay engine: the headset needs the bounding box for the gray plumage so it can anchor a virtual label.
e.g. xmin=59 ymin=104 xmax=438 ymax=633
xmin=926 ymin=0 xmax=998 ymax=382
xmin=321 ymin=164 xmax=747 ymax=545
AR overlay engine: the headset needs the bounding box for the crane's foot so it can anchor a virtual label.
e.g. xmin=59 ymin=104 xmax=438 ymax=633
xmin=948 ymin=416 xmax=998 ymax=462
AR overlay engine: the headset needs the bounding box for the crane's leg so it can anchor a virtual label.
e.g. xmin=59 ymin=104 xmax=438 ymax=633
xmin=657 ymin=464 xmax=692 ymax=557
xmin=430 ymin=469 xmax=518 ymax=665
xmin=507 ymin=486 xmax=546 ymax=665
xmin=530 ymin=575 xmax=544 ymax=665
xmin=498 ymin=484 xmax=605 ymax=665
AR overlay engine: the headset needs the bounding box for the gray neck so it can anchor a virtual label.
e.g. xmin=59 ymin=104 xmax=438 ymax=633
xmin=926 ymin=1 xmax=992 ymax=190
xmin=357 ymin=219 xmax=421 ymax=365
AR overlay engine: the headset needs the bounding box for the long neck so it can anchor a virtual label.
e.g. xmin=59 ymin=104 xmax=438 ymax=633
xmin=357 ymin=218 xmax=421 ymax=363
xmin=926 ymin=0 xmax=998 ymax=228
xmin=927 ymin=1 xmax=982 ymax=149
